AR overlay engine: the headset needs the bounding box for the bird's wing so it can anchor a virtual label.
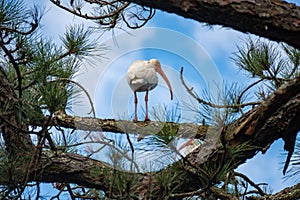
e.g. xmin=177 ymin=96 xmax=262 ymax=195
xmin=127 ymin=60 xmax=158 ymax=92
xmin=127 ymin=60 xmax=153 ymax=84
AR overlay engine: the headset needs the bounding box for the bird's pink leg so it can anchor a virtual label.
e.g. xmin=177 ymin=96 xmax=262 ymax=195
xmin=134 ymin=91 xmax=138 ymax=122
xmin=144 ymin=90 xmax=150 ymax=121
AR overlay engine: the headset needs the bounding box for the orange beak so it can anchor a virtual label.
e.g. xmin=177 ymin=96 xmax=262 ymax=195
xmin=156 ymin=66 xmax=173 ymax=100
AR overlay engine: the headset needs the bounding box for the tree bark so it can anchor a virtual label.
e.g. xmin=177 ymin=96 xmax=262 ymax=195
xmin=2 ymin=0 xmax=300 ymax=198
xmin=125 ymin=0 xmax=300 ymax=49
xmin=1 ymin=73 xmax=297 ymax=198
xmin=0 ymin=67 xmax=34 ymax=155
xmin=248 ymin=182 xmax=300 ymax=200
xmin=38 ymin=114 xmax=209 ymax=140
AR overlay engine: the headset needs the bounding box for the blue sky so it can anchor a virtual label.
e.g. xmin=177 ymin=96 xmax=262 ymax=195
xmin=26 ymin=0 xmax=299 ymax=195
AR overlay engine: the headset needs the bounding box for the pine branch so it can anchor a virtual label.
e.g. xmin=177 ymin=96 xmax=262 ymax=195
xmin=1 ymin=67 xmax=300 ymax=198
xmin=50 ymin=0 xmax=155 ymax=29
xmin=234 ymin=172 xmax=266 ymax=196
xmin=180 ymin=67 xmax=261 ymax=109
xmin=31 ymin=72 xmax=300 ymax=166
xmin=247 ymin=182 xmax=300 ymax=200
xmin=33 ymin=113 xmax=209 ymax=140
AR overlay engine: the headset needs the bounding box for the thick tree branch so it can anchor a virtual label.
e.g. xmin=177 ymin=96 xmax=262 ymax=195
xmin=29 ymin=113 xmax=209 ymax=140
xmin=1 ymin=1 xmax=300 ymax=197
xmin=125 ymin=0 xmax=300 ymax=49
xmin=14 ymin=73 xmax=298 ymax=198
xmin=180 ymin=67 xmax=261 ymax=109
xmin=248 ymin=182 xmax=300 ymax=200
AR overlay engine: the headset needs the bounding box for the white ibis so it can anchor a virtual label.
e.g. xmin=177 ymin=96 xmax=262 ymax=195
xmin=127 ymin=59 xmax=173 ymax=122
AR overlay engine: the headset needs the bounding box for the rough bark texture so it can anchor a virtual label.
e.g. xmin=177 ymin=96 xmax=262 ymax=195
xmin=126 ymin=0 xmax=300 ymax=49
xmin=248 ymin=182 xmax=300 ymax=200
xmin=1 ymin=73 xmax=298 ymax=198
xmin=1 ymin=0 xmax=300 ymax=198
xmin=0 ymin=68 xmax=34 ymax=154
xmin=41 ymin=114 xmax=209 ymax=139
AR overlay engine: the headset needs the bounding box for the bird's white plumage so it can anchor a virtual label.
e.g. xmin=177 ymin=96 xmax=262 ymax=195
xmin=127 ymin=59 xmax=172 ymax=122
xmin=127 ymin=60 xmax=158 ymax=92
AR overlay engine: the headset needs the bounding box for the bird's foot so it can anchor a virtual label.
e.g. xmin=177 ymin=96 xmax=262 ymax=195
xmin=144 ymin=117 xmax=151 ymax=122
xmin=133 ymin=117 xmax=138 ymax=123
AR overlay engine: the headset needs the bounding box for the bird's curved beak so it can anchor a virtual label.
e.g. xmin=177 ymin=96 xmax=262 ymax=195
xmin=156 ymin=67 xmax=173 ymax=100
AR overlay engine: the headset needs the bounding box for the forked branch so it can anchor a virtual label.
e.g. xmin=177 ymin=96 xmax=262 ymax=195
xmin=180 ymin=67 xmax=260 ymax=110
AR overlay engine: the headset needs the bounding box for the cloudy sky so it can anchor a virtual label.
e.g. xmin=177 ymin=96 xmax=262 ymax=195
xmin=28 ymin=0 xmax=299 ymax=194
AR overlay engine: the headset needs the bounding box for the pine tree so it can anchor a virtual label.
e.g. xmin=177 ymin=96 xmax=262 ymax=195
xmin=0 ymin=0 xmax=299 ymax=199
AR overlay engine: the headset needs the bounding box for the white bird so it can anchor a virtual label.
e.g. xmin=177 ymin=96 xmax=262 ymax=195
xmin=127 ymin=59 xmax=173 ymax=122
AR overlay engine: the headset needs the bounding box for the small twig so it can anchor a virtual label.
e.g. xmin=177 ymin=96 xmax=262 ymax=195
xmin=237 ymin=78 xmax=264 ymax=105
xmin=121 ymin=7 xmax=155 ymax=29
xmin=169 ymin=143 xmax=205 ymax=174
xmin=0 ymin=41 xmax=22 ymax=98
xmin=180 ymin=67 xmax=260 ymax=109
xmin=50 ymin=183 xmax=65 ymax=200
xmin=66 ymin=184 xmax=76 ymax=200
xmin=125 ymin=133 xmax=135 ymax=172
xmin=35 ymin=182 xmax=40 ymax=200
xmin=234 ymin=171 xmax=266 ymax=196
xmin=50 ymin=0 xmax=129 ymax=20
xmin=51 ymin=78 xmax=95 ymax=116
xmin=83 ymin=136 xmax=140 ymax=172
xmin=55 ymin=126 xmax=68 ymax=150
